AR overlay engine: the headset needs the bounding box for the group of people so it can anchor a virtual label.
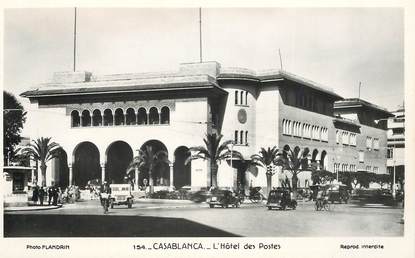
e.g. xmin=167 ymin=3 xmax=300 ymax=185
xmin=31 ymin=185 xmax=62 ymax=206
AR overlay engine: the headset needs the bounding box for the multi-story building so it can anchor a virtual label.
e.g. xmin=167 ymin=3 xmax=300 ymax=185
xmin=386 ymin=107 xmax=405 ymax=190
xmin=20 ymin=61 xmax=392 ymax=191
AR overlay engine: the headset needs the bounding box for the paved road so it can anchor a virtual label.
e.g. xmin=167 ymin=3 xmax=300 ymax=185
xmin=4 ymin=200 xmax=404 ymax=237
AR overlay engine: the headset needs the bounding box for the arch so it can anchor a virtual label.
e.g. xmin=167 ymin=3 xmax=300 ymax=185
xmin=137 ymin=108 xmax=147 ymax=125
xmin=140 ymin=140 xmax=169 ymax=186
xmin=114 ymin=108 xmax=125 ymax=126
xmin=71 ymin=110 xmax=80 ymax=127
xmin=92 ymin=109 xmax=102 ymax=126
xmin=81 ymin=110 xmax=91 ymax=127
xmin=173 ymin=146 xmax=191 ymax=189
xmin=320 ymin=150 xmax=327 ymax=170
xmin=73 ymin=142 xmax=101 ymax=188
xmin=106 ymin=141 xmax=133 ymax=184
xmin=52 ymin=147 xmax=69 ymax=188
xmin=160 ymin=106 xmax=170 ymax=124
xmin=103 ymin=109 xmax=113 ymax=126
xmin=126 ymin=108 xmax=136 ymax=125
xmin=149 ymin=107 xmax=159 ymax=124
xmin=311 ymin=149 xmax=319 ymax=162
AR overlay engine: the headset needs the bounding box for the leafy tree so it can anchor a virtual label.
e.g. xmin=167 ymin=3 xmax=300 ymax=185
xmin=374 ymin=173 xmax=391 ymax=189
xmin=186 ymin=133 xmax=243 ymax=187
xmin=338 ymin=171 xmax=354 ymax=188
xmin=279 ymin=146 xmax=310 ymax=195
xmin=355 ymin=171 xmax=376 ymax=188
xmin=127 ymin=145 xmax=170 ymax=193
xmin=21 ymin=137 xmax=60 ymax=186
xmin=3 ymin=91 xmax=26 ymax=165
xmin=250 ymin=146 xmax=281 ymax=195
xmin=311 ymin=169 xmax=335 ymax=185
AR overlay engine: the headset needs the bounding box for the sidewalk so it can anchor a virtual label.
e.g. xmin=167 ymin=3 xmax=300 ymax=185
xmin=4 ymin=204 xmax=62 ymax=212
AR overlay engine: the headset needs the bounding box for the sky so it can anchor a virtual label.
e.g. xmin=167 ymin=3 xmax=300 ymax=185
xmin=4 ymin=8 xmax=404 ymax=114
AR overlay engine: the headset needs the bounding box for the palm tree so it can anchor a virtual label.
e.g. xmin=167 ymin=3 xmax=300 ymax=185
xmin=187 ymin=133 xmax=243 ymax=188
xmin=280 ymin=146 xmax=310 ymax=196
xmin=21 ymin=137 xmax=60 ymax=186
xmin=250 ymin=146 xmax=281 ymax=195
xmin=127 ymin=145 xmax=170 ymax=193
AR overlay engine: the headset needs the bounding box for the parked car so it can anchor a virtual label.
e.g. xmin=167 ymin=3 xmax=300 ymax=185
xmin=266 ymin=188 xmax=297 ymax=210
xmin=327 ymin=184 xmax=350 ymax=204
xmin=206 ymin=189 xmax=241 ymax=208
xmin=110 ymin=184 xmax=134 ymax=208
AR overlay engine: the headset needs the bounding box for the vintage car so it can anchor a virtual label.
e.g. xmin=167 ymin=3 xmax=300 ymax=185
xmin=327 ymin=184 xmax=350 ymax=204
xmin=266 ymin=188 xmax=297 ymax=210
xmin=206 ymin=189 xmax=241 ymax=208
xmin=110 ymin=184 xmax=134 ymax=208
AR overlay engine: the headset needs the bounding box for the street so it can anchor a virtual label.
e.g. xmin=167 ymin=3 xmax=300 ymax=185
xmin=4 ymin=200 xmax=404 ymax=237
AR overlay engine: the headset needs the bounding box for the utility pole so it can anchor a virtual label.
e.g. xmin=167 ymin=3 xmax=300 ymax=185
xmin=358 ymin=81 xmax=362 ymax=99
xmin=73 ymin=7 xmax=77 ymax=72
xmin=199 ymin=7 xmax=203 ymax=63
xmin=278 ymin=48 xmax=283 ymax=70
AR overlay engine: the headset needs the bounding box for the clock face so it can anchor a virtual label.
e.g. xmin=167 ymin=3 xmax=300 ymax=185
xmin=237 ymin=109 xmax=247 ymax=124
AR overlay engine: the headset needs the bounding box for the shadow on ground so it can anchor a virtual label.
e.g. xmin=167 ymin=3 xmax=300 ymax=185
xmin=4 ymin=214 xmax=239 ymax=237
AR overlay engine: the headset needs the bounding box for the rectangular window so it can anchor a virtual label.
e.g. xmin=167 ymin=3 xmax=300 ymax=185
xmin=373 ymin=138 xmax=379 ymax=150
xmin=234 ymin=131 xmax=238 ymax=144
xmin=366 ymin=137 xmax=372 ymax=149
xmin=387 ymin=148 xmax=394 ymax=159
xmin=336 ymin=130 xmax=341 ymax=144
xmin=235 ymin=91 xmax=238 ymax=105
xmin=359 ymin=151 xmax=364 ymax=163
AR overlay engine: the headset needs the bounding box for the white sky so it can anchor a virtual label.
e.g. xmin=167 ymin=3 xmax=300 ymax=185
xmin=4 ymin=8 xmax=404 ymax=112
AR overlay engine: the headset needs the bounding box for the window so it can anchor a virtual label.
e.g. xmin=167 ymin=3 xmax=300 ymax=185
xmin=359 ymin=151 xmax=364 ymax=163
xmin=366 ymin=166 xmax=372 ymax=172
xmin=240 ymin=131 xmax=244 ymax=145
xmin=373 ymin=167 xmax=379 ymax=174
xmin=240 ymin=91 xmax=244 ymax=105
xmin=92 ymin=109 xmax=102 ymax=126
xmin=336 ymin=130 xmax=341 ymax=144
xmin=160 ymin=106 xmax=170 ymax=124
xmin=245 ymin=131 xmax=248 ymax=145
xmin=149 ymin=107 xmax=159 ymax=124
xmin=235 ymin=90 xmax=238 ymax=105
xmin=114 ymin=108 xmax=125 ymax=126
xmin=126 ymin=108 xmax=136 ymax=125
xmin=342 ymin=131 xmax=349 ymax=145
xmin=71 ymin=110 xmax=80 ymax=127
xmin=387 ymin=148 xmax=394 ymax=159
xmin=103 ymin=109 xmax=113 ymax=126
xmin=366 ymin=137 xmax=372 ymax=149
xmin=245 ymin=91 xmax=248 ymax=105
xmin=373 ymin=138 xmax=379 ymax=150
xmin=137 ymin=108 xmax=147 ymax=125
xmin=350 ymin=133 xmax=357 ymax=146
xmin=81 ymin=110 xmax=91 ymax=127
xmin=234 ymin=130 xmax=238 ymax=144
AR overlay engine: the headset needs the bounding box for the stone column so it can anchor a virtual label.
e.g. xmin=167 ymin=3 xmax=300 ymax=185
xmin=134 ymin=166 xmax=139 ymax=190
xmin=101 ymin=163 xmax=106 ymax=183
xmin=169 ymin=163 xmax=174 ymax=188
xmin=31 ymin=167 xmax=36 ymax=184
xmin=68 ymin=164 xmax=73 ymax=186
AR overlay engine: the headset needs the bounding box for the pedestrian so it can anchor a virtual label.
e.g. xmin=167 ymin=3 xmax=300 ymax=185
xmin=57 ymin=187 xmax=62 ymax=204
xmin=48 ymin=187 xmax=53 ymax=205
xmin=32 ymin=186 xmax=39 ymax=205
xmin=52 ymin=187 xmax=58 ymax=206
xmin=39 ymin=187 xmax=45 ymax=206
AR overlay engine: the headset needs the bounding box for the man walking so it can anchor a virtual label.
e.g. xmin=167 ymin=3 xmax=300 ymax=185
xmin=39 ymin=187 xmax=45 ymax=206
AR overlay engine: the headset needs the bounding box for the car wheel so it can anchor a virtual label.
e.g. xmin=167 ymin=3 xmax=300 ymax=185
xmin=268 ymin=206 xmax=272 ymax=210
xmin=209 ymin=204 xmax=214 ymax=208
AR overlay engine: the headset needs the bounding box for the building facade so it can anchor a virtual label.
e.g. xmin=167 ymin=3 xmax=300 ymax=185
xmin=21 ymin=62 xmax=392 ymax=191
xmin=386 ymin=107 xmax=405 ymax=189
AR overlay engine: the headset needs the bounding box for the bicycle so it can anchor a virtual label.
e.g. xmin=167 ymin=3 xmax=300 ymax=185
xmin=100 ymin=193 xmax=110 ymax=214
xmin=315 ymin=197 xmax=330 ymax=211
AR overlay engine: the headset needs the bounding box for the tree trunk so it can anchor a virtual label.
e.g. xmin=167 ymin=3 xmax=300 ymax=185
xmin=211 ymin=163 xmax=218 ymax=188
xmin=292 ymin=173 xmax=298 ymax=198
xmin=266 ymin=172 xmax=272 ymax=196
xmin=149 ymin=164 xmax=154 ymax=194
xmin=40 ymin=163 xmax=47 ymax=187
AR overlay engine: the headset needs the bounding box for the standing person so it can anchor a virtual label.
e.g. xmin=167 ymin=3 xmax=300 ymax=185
xmin=48 ymin=187 xmax=53 ymax=205
xmin=32 ymin=186 xmax=39 ymax=205
xmin=57 ymin=187 xmax=63 ymax=204
xmin=52 ymin=187 xmax=58 ymax=206
xmin=39 ymin=187 xmax=45 ymax=206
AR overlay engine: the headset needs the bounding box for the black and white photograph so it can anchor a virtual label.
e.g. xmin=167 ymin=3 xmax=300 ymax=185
xmin=1 ymin=3 xmax=414 ymax=258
